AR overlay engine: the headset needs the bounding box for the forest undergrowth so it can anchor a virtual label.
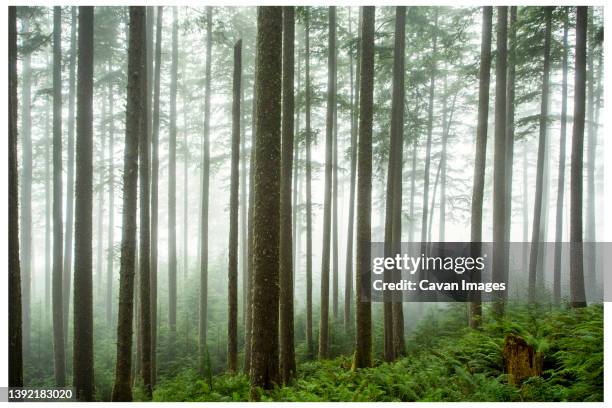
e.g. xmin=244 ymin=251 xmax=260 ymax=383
xmin=150 ymin=303 xmax=603 ymax=402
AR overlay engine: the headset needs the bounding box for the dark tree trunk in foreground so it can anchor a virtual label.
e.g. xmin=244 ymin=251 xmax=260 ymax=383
xmin=383 ymin=6 xmax=406 ymax=362
xmin=64 ymin=6 xmax=77 ymax=342
xmin=528 ymin=7 xmax=552 ymax=304
xmin=9 ymin=5 xmax=23 ymax=388
xmin=151 ymin=6 xmax=163 ymax=384
xmin=139 ymin=7 xmax=152 ymax=397
xmin=319 ymin=6 xmax=335 ymax=360
xmin=52 ymin=6 xmax=66 ymax=387
xmin=570 ymin=7 xmax=587 ymax=308
xmin=168 ymin=6 xmax=178 ymax=333
xmin=228 ymin=39 xmax=242 ymax=374
xmin=553 ymin=9 xmax=569 ymax=305
xmin=279 ymin=6 xmax=296 ymax=384
xmin=249 ymin=6 xmax=282 ymax=397
xmin=112 ymin=7 xmax=145 ymax=402
xmin=352 ymin=6 xmax=375 ymax=370
xmin=20 ymin=19 xmax=32 ymax=359
xmin=492 ymin=6 xmax=508 ymax=316
xmin=304 ymin=10 xmax=314 ymax=357
xmin=73 ymin=6 xmax=95 ymax=401
xmin=344 ymin=7 xmax=360 ymax=332
xmin=469 ymin=6 xmax=492 ymax=328
xmin=199 ymin=6 xmax=212 ymax=371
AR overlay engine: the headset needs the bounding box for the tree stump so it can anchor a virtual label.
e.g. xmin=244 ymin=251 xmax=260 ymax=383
xmin=502 ymin=333 xmax=543 ymax=385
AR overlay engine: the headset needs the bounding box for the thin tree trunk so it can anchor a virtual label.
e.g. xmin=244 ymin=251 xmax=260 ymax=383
xmin=52 ymin=6 xmax=66 ymax=387
xmin=73 ymin=6 xmax=95 ymax=401
xmin=150 ymin=6 xmax=163 ymax=385
xmin=228 ymin=39 xmax=242 ymax=374
xmin=168 ymin=6 xmax=178 ymax=333
xmin=96 ymin=98 xmax=106 ymax=299
xmin=352 ymin=6 xmax=375 ymax=370
xmin=199 ymin=5 xmax=212 ymax=372
xmin=106 ymin=60 xmax=116 ymax=327
xmin=553 ymin=8 xmax=569 ymax=305
xmin=304 ymin=10 xmax=314 ymax=358
xmin=240 ymin=59 xmax=248 ymax=329
xmin=319 ymin=6 xmax=335 ymax=360
xmin=585 ymin=8 xmax=597 ymax=289
xmin=46 ymin=85 xmax=51 ymax=316
xmin=344 ymin=7 xmax=360 ymax=332
xmin=249 ymin=6 xmax=282 ymax=397
xmin=469 ymin=6 xmax=492 ymax=328
xmin=528 ymin=7 xmax=552 ymax=304
xmin=279 ymin=6 xmax=296 ymax=384
xmin=111 ymin=7 xmax=145 ymax=402
xmin=569 ymin=7 xmax=587 ymax=308
xmin=439 ymin=72 xmax=448 ymax=242
xmin=139 ymin=7 xmax=152 ymax=398
xmin=9 ymin=5 xmax=23 ymax=388
xmin=63 ymin=6 xmax=77 ymax=344
xmin=20 ymin=18 xmax=33 ymax=355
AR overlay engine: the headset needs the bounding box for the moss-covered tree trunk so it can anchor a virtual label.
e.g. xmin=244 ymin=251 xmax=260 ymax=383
xmin=249 ymin=6 xmax=282 ymax=397
xmin=73 ymin=6 xmax=95 ymax=401
xmin=111 ymin=7 xmax=145 ymax=402
xmin=279 ymin=6 xmax=296 ymax=384
xmin=469 ymin=6 xmax=492 ymax=329
xmin=352 ymin=6 xmax=375 ymax=370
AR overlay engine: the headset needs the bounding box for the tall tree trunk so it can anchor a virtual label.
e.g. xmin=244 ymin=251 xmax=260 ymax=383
xmin=249 ymin=6 xmax=282 ymax=397
xmin=319 ymin=6 xmax=335 ymax=360
xmin=20 ymin=17 xmax=33 ymax=354
xmin=96 ymin=100 xmax=106 ymax=299
xmin=112 ymin=7 xmax=145 ymax=402
xmin=279 ymin=6 xmax=296 ymax=384
xmin=9 ymin=5 xmax=23 ymax=388
xmin=52 ymin=6 xmax=66 ymax=387
xmin=304 ymin=10 xmax=314 ymax=358
xmin=352 ymin=6 xmax=375 ymax=370
xmin=390 ymin=6 xmax=406 ymax=358
xmin=150 ymin=6 xmax=163 ymax=384
xmin=344 ymin=7 xmax=360 ymax=332
xmin=199 ymin=5 xmax=212 ymax=372
xmin=228 ymin=39 xmax=242 ymax=374
xmin=503 ymin=7 xmax=517 ymax=303
xmin=46 ymin=86 xmax=51 ymax=316
xmin=331 ymin=27 xmax=339 ymax=322
xmin=569 ymin=7 xmax=587 ymax=308
xmin=421 ymin=9 xmax=438 ymax=250
xmin=439 ymin=72 xmax=448 ymax=242
xmin=73 ymin=6 xmax=95 ymax=401
xmin=64 ymin=6 xmax=77 ymax=344
xmin=182 ymin=72 xmax=189 ymax=280
xmin=469 ymin=6 xmax=492 ymax=328
xmin=492 ymin=6 xmax=508 ymax=316
xmin=528 ymin=7 xmax=552 ymax=304
xmin=240 ymin=62 xmax=248 ymax=329
xmin=139 ymin=7 xmax=152 ymax=398
xmin=408 ymin=140 xmax=417 ymax=243
xmin=168 ymin=6 xmax=178 ymax=333
xmin=553 ymin=9 xmax=569 ymax=305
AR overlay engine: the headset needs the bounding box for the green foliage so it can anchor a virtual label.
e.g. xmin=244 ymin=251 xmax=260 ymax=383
xmin=153 ymin=303 xmax=602 ymax=402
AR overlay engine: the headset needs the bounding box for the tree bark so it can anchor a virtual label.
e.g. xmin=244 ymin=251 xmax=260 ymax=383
xmin=150 ymin=6 xmax=163 ymax=384
xmin=318 ymin=6 xmax=336 ymax=360
xmin=9 ymin=5 xmax=23 ymax=388
xmin=279 ymin=7 xmax=296 ymax=384
xmin=106 ymin=60 xmax=116 ymax=327
xmin=469 ymin=6 xmax=492 ymax=328
xmin=528 ymin=7 xmax=552 ymax=305
xmin=228 ymin=39 xmax=242 ymax=374
xmin=352 ymin=6 xmax=375 ymax=370
xmin=112 ymin=7 xmax=145 ymax=402
xmin=168 ymin=6 xmax=178 ymax=333
xmin=73 ymin=6 xmax=95 ymax=401
xmin=553 ymin=9 xmax=569 ymax=305
xmin=249 ymin=6 xmax=282 ymax=397
xmin=570 ymin=7 xmax=587 ymax=308
xmin=52 ymin=6 xmax=66 ymax=387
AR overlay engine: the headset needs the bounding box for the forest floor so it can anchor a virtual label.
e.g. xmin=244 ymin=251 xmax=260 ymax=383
xmin=150 ymin=303 xmax=603 ymax=402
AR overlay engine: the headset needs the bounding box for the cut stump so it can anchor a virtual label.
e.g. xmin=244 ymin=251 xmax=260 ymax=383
xmin=502 ymin=333 xmax=543 ymax=385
